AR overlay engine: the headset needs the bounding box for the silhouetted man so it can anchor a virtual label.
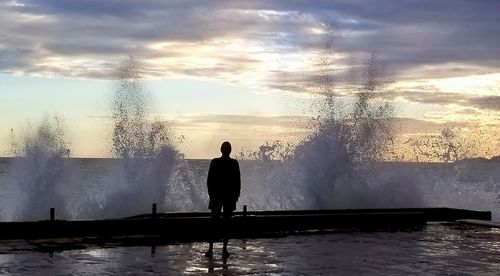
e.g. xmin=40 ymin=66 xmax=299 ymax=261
xmin=205 ymin=141 xmax=241 ymax=258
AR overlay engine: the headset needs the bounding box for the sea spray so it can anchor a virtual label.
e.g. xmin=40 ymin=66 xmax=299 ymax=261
xmin=408 ymin=128 xmax=500 ymax=220
xmin=2 ymin=58 xmax=208 ymax=220
xmin=239 ymin=54 xmax=424 ymax=210
xmin=238 ymin=48 xmax=499 ymax=217
xmin=99 ymin=57 xmax=205 ymax=217
xmin=5 ymin=115 xmax=71 ymax=221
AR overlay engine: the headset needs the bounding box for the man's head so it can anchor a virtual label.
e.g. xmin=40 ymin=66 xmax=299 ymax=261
xmin=220 ymin=141 xmax=232 ymax=157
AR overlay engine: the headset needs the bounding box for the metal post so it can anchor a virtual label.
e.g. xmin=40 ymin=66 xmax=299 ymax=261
xmin=152 ymin=203 xmax=157 ymax=219
xmin=243 ymin=205 xmax=247 ymax=217
xmin=50 ymin=208 xmax=55 ymax=221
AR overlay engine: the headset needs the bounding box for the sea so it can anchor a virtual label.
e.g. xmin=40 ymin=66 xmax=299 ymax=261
xmin=0 ymin=157 xmax=499 ymax=275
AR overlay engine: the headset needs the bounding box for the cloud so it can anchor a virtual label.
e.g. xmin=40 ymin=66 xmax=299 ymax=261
xmin=170 ymin=113 xmax=311 ymax=131
xmin=390 ymin=117 xmax=472 ymax=134
xmin=468 ymin=96 xmax=500 ymax=111
xmin=379 ymin=91 xmax=500 ymax=111
xmin=168 ymin=113 xmax=488 ymax=139
xmin=1 ymin=0 xmax=498 ymax=84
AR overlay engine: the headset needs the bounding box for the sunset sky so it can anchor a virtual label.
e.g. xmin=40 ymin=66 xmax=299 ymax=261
xmin=0 ymin=0 xmax=499 ymax=159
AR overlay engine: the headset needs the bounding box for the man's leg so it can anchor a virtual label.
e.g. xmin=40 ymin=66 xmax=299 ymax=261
xmin=222 ymin=207 xmax=233 ymax=258
xmin=205 ymin=206 xmax=221 ymax=258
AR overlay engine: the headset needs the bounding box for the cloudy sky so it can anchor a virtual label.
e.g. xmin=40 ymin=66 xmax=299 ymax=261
xmin=0 ymin=0 xmax=499 ymax=158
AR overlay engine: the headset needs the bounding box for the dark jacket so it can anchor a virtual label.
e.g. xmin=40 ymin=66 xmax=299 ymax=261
xmin=207 ymin=156 xmax=241 ymax=210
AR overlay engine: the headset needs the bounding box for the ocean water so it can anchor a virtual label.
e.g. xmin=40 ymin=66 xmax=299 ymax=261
xmin=1 ymin=158 xmax=499 ymax=221
xmin=0 ymin=158 xmax=499 ymax=274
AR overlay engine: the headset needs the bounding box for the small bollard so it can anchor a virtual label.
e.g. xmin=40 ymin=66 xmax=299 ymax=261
xmin=152 ymin=203 xmax=157 ymax=219
xmin=50 ymin=208 xmax=55 ymax=221
xmin=243 ymin=205 xmax=247 ymax=217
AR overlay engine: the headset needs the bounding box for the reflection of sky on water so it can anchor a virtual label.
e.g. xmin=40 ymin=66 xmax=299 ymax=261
xmin=1 ymin=224 xmax=500 ymax=275
xmin=84 ymin=248 xmax=110 ymax=259
xmin=184 ymin=240 xmax=282 ymax=275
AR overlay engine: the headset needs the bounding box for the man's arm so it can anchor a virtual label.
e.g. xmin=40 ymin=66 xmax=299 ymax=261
xmin=234 ymin=160 xmax=241 ymax=200
xmin=207 ymin=159 xmax=215 ymax=199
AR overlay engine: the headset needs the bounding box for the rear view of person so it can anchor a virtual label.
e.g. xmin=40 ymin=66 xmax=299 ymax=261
xmin=205 ymin=141 xmax=241 ymax=258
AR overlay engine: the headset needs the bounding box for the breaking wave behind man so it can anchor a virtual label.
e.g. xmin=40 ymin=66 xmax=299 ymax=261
xmin=4 ymin=116 xmax=71 ymax=221
xmin=99 ymin=57 xmax=206 ymax=217
xmin=238 ymin=48 xmax=499 ymax=219
xmin=239 ymin=54 xmax=424 ymax=211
